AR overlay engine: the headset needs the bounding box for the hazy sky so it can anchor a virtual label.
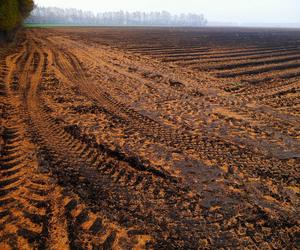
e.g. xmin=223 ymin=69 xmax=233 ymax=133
xmin=36 ymin=0 xmax=300 ymax=24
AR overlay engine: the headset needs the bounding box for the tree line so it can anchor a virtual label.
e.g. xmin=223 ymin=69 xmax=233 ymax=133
xmin=26 ymin=7 xmax=207 ymax=26
xmin=0 ymin=0 xmax=34 ymax=42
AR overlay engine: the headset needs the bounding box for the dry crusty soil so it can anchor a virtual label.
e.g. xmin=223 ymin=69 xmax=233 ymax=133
xmin=0 ymin=27 xmax=299 ymax=249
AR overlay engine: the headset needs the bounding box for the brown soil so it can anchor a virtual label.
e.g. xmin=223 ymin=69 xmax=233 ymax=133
xmin=0 ymin=27 xmax=299 ymax=249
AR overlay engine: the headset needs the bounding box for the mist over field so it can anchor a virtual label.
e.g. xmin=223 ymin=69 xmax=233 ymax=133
xmin=35 ymin=0 xmax=300 ymax=27
xmin=26 ymin=7 xmax=207 ymax=26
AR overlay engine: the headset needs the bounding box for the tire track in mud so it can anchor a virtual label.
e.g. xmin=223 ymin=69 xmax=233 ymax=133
xmin=50 ymin=34 xmax=300 ymax=187
xmin=1 ymin=30 xmax=299 ymax=249
xmin=46 ymin=32 xmax=299 ymax=248
xmin=49 ymin=37 xmax=300 ymax=238
xmin=48 ymin=41 xmax=299 ymax=186
xmin=23 ymin=42 xmax=206 ymax=248
xmin=1 ymin=37 xmax=152 ymax=249
xmin=31 ymin=45 xmax=157 ymax=248
xmin=17 ymin=33 xmax=239 ymax=249
xmin=0 ymin=49 xmax=56 ymax=249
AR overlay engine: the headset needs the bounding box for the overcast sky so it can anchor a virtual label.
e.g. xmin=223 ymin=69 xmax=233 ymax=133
xmin=35 ymin=0 xmax=300 ymax=24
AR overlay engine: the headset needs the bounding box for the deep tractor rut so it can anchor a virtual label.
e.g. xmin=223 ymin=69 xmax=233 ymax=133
xmin=0 ymin=29 xmax=299 ymax=249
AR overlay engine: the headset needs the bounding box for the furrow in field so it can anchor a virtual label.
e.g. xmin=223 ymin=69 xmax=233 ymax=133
xmin=217 ymin=61 xmax=300 ymax=78
xmin=176 ymin=47 xmax=300 ymax=64
xmin=189 ymin=49 xmax=300 ymax=65
xmin=199 ymin=54 xmax=300 ymax=71
xmin=162 ymin=47 xmax=299 ymax=65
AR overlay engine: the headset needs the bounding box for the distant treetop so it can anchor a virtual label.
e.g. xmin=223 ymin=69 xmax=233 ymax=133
xmin=26 ymin=7 xmax=207 ymax=27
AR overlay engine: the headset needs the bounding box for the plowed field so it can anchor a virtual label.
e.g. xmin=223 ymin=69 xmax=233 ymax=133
xmin=0 ymin=27 xmax=299 ymax=249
